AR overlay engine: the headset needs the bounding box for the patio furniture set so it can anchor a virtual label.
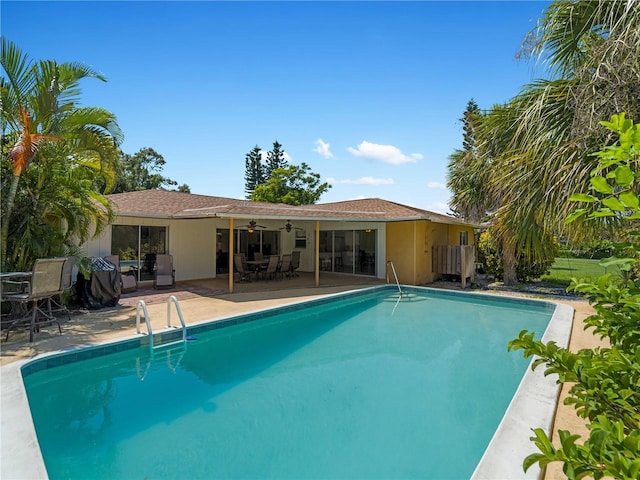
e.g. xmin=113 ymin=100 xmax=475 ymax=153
xmin=0 ymin=254 xmax=176 ymax=342
xmin=234 ymin=251 xmax=300 ymax=283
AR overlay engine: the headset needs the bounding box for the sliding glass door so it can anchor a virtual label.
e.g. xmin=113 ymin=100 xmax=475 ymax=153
xmin=318 ymin=229 xmax=376 ymax=276
xmin=111 ymin=225 xmax=167 ymax=281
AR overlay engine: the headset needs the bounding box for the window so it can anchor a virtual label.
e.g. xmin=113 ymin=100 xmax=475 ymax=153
xmin=460 ymin=231 xmax=469 ymax=246
xmin=295 ymin=230 xmax=306 ymax=249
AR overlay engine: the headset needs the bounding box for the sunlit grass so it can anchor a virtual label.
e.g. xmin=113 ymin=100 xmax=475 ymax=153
xmin=540 ymin=257 xmax=621 ymax=286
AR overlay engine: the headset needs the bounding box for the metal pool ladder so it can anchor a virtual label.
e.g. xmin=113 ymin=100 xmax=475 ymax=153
xmin=386 ymin=261 xmax=403 ymax=297
xmin=136 ymin=295 xmax=187 ymax=352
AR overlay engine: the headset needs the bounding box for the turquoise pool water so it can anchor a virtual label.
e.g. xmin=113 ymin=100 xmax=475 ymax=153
xmin=23 ymin=287 xmax=553 ymax=479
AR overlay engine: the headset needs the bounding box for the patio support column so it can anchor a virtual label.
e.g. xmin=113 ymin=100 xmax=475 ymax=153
xmin=229 ymin=217 xmax=234 ymax=293
xmin=315 ymin=220 xmax=320 ymax=286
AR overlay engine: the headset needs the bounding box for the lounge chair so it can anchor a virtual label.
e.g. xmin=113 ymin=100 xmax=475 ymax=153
xmin=233 ymin=254 xmax=251 ymax=283
xmin=1 ymin=257 xmax=66 ymax=342
xmin=154 ymin=254 xmax=175 ymax=289
xmin=106 ymin=255 xmax=137 ymax=293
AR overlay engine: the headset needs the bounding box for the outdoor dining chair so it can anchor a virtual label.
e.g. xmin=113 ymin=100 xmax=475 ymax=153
xmin=2 ymin=257 xmax=66 ymax=342
xmin=233 ymin=254 xmax=251 ymax=283
xmin=290 ymin=251 xmax=300 ymax=277
xmin=278 ymin=254 xmax=292 ymax=280
xmin=47 ymin=256 xmax=75 ymax=317
xmin=260 ymin=255 xmax=280 ymax=281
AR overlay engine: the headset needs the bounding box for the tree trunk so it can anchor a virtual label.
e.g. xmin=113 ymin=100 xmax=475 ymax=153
xmin=502 ymin=238 xmax=518 ymax=285
xmin=0 ymin=173 xmax=20 ymax=271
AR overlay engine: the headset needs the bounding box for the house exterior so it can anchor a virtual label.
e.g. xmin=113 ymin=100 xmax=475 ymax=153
xmin=83 ymin=190 xmax=478 ymax=290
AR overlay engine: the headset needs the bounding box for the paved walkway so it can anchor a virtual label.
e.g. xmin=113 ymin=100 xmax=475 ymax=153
xmin=0 ymin=275 xmax=600 ymax=480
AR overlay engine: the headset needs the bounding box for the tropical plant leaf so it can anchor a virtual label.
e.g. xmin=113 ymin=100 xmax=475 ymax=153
xmin=569 ymin=193 xmax=598 ymax=203
xmin=602 ymin=197 xmax=627 ymax=212
xmin=614 ymin=165 xmax=634 ymax=187
xmin=566 ymin=208 xmax=588 ymax=224
xmin=619 ymin=192 xmax=639 ymax=210
xmin=590 ymin=176 xmax=613 ymax=194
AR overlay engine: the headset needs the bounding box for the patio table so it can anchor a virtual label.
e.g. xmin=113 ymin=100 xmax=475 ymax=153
xmin=245 ymin=259 xmax=269 ymax=281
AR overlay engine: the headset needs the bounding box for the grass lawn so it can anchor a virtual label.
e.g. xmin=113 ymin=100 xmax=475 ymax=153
xmin=540 ymin=257 xmax=621 ymax=286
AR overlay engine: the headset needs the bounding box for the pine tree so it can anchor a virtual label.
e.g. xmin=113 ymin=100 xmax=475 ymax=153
xmin=244 ymin=145 xmax=264 ymax=199
xmin=265 ymin=140 xmax=288 ymax=178
xmin=461 ymin=99 xmax=480 ymax=152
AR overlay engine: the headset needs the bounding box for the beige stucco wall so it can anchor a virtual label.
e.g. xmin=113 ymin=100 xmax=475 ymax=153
xmin=84 ymin=216 xmax=219 ymax=283
xmin=172 ymin=219 xmax=217 ymax=281
xmin=85 ymin=218 xmax=388 ymax=282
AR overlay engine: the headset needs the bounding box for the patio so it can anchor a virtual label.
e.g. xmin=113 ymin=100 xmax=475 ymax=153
xmin=117 ymin=271 xmax=386 ymax=305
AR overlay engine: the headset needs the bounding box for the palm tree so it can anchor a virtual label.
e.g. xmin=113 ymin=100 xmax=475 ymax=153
xmin=1 ymin=37 xmax=123 ymax=270
xmin=459 ymin=0 xmax=639 ymax=284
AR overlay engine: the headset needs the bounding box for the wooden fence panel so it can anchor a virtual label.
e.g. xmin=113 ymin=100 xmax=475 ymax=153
xmin=432 ymin=245 xmax=476 ymax=288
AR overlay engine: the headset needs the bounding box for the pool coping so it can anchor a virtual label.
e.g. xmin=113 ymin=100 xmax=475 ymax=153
xmin=1 ymin=285 xmax=572 ymax=480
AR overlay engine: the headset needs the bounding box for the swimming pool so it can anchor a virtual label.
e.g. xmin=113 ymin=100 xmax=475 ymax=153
xmin=3 ymin=286 xmax=572 ymax=479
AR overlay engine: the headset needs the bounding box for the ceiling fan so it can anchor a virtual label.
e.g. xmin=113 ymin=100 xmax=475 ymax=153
xmin=280 ymin=220 xmax=303 ymax=233
xmin=242 ymin=220 xmax=267 ymax=233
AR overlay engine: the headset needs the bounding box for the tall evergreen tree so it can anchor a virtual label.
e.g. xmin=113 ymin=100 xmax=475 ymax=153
xmin=447 ymin=99 xmax=489 ymax=222
xmin=243 ymin=145 xmax=264 ymax=199
xmin=461 ymin=99 xmax=480 ymax=152
xmin=265 ymin=140 xmax=288 ymax=178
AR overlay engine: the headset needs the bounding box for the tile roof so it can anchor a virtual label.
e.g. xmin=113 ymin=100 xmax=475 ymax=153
xmin=106 ymin=189 xmax=475 ymax=226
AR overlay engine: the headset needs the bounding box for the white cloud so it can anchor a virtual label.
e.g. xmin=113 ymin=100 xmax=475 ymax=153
xmin=427 ymin=181 xmax=447 ymax=189
xmin=314 ymin=138 xmax=333 ymax=159
xmin=347 ymin=141 xmax=423 ymax=165
xmin=431 ymin=202 xmax=451 ymax=214
xmin=338 ymin=177 xmax=395 ymax=186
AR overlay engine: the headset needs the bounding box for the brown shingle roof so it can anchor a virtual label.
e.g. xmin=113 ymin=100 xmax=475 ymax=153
xmin=106 ymin=190 xmax=475 ymax=226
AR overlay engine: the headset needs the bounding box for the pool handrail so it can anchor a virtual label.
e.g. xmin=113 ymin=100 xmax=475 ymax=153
xmin=136 ymin=296 xmax=187 ymax=353
xmin=386 ymin=260 xmax=402 ymax=296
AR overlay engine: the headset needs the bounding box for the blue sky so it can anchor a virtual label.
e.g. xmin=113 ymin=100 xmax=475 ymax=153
xmin=2 ymin=1 xmax=550 ymax=213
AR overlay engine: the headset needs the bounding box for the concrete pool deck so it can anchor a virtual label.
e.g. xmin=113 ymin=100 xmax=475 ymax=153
xmin=0 ymin=276 xmax=599 ymax=479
